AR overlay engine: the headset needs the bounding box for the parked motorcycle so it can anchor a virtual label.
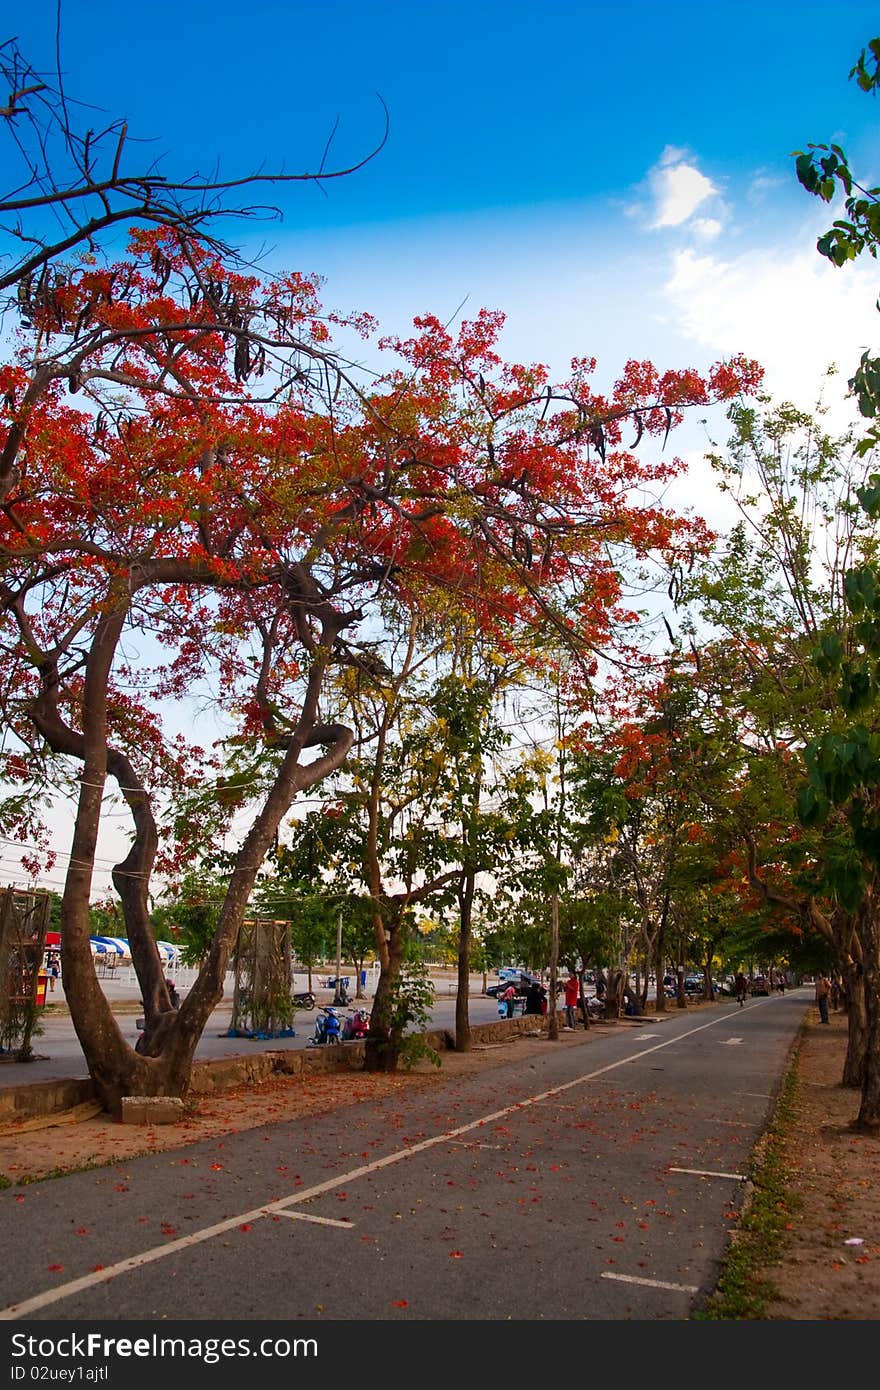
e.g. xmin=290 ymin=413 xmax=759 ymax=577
xmin=308 ymin=1006 xmax=342 ymax=1045
xmin=293 ymin=990 xmax=316 ymax=1010
xmin=341 ymin=1007 xmax=370 ymax=1041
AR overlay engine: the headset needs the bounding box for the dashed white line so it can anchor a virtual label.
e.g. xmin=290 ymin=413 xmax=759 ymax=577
xmin=274 ymin=1210 xmax=354 ymax=1229
xmin=601 ymin=1272 xmax=699 ymax=1293
xmin=669 ymin=1166 xmax=746 ymax=1181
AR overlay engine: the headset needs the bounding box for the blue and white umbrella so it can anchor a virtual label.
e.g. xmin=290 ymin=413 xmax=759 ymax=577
xmin=91 ymin=936 xmax=130 ymax=956
xmin=156 ymin=941 xmax=180 ymax=963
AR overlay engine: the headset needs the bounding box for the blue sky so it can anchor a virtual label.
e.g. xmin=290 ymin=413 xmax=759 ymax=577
xmin=4 ymin=1 xmax=880 ymax=892
xmin=10 ymin=2 xmax=880 ymax=553
xmin=8 ymin=1 xmax=880 ymax=412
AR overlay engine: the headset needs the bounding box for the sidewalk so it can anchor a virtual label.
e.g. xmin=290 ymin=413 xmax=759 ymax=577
xmin=737 ymin=1009 xmax=880 ymax=1319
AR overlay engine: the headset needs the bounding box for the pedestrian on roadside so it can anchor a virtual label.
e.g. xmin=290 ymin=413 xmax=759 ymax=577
xmin=501 ymin=983 xmax=517 ymax=1019
xmin=830 ymin=977 xmax=841 ymax=1011
xmin=165 ymin=978 xmax=180 ymax=1009
xmin=815 ymin=973 xmax=831 ymax=1024
xmin=563 ymin=972 xmax=579 ymax=1030
xmin=45 ymin=950 xmax=60 ymax=993
xmin=735 ymin=971 xmax=748 ymax=1007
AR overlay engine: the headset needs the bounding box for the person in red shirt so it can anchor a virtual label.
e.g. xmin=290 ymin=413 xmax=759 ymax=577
xmin=563 ymin=972 xmax=580 ymax=1030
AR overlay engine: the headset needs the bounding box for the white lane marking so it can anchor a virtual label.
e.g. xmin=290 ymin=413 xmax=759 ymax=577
xmin=720 ymin=1038 xmax=743 ymax=1046
xmin=274 ymin=1211 xmax=354 ymax=1229
xmin=632 ymin=1034 xmax=661 ymax=1041
xmin=669 ymin=1167 xmax=746 ymax=1180
xmin=744 ymin=1093 xmax=772 ymax=1099
xmin=601 ymin=1271 xmax=699 ymax=1294
xmin=0 ymin=1006 xmax=769 ymax=1320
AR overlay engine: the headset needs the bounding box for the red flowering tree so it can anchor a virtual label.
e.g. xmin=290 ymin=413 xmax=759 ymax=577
xmin=0 ymin=55 xmax=763 ymax=1105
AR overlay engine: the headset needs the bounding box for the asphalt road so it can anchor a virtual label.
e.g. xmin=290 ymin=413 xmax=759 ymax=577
xmin=0 ymin=989 xmax=809 ymax=1327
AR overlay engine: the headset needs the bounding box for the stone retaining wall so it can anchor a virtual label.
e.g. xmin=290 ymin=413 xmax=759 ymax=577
xmin=0 ymin=1075 xmax=96 ymax=1125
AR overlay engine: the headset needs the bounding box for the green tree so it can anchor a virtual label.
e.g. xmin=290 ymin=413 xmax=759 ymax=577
xmin=686 ymin=395 xmax=880 ymax=1108
xmin=152 ymin=873 xmax=223 ymax=968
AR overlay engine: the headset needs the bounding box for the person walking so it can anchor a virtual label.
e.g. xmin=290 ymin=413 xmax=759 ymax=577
xmin=501 ymin=983 xmax=517 ymax=1019
xmin=734 ymin=971 xmax=748 ymax=1007
xmin=815 ymin=974 xmax=831 ymax=1024
xmin=563 ymin=972 xmax=579 ymax=1030
xmin=45 ymin=950 xmax=60 ymax=994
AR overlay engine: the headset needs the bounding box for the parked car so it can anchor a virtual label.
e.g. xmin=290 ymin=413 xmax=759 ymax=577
xmin=490 ymin=972 xmax=566 ymax=998
xmin=486 ymin=971 xmax=542 ymax=999
xmin=750 ymin=975 xmax=770 ymax=996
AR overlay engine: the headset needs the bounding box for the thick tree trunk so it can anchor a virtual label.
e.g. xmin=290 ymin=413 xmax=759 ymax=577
xmin=676 ymin=965 xmax=687 ymax=1010
xmin=855 ymin=917 xmax=880 ymax=1133
xmin=842 ymin=962 xmax=868 ymax=1088
xmin=47 ymin=605 xmax=353 ymax=1113
xmin=364 ymin=924 xmax=405 ymax=1073
xmin=604 ymin=968 xmax=626 ymax=1020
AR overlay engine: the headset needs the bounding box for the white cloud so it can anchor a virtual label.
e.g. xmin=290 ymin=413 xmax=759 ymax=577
xmin=691 ymin=217 xmax=722 ymax=241
xmin=649 ymin=148 xmax=719 ymax=229
xmin=662 ymin=241 xmax=879 ymax=416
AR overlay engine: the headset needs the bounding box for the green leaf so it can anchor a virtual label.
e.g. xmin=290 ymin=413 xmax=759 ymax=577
xmin=796 ymin=783 xmax=828 ymax=827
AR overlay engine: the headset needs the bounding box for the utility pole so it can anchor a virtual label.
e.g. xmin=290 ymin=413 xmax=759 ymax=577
xmin=333 ymin=907 xmax=345 ymax=1005
xmin=548 ymin=890 xmax=559 ymax=1040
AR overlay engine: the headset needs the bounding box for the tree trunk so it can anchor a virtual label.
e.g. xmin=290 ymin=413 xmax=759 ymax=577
xmin=604 ymin=968 xmax=625 ymax=1020
xmin=842 ymin=961 xmax=867 ymax=1088
xmin=364 ymin=922 xmax=405 ymax=1073
xmin=653 ymin=940 xmax=667 ymax=1014
xmin=855 ymin=909 xmax=880 ymax=1133
xmin=454 ymin=873 xmax=475 ymax=1053
xmin=676 ymin=964 xmax=687 ymax=1010
xmin=52 ymin=607 xmax=353 ymax=1113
